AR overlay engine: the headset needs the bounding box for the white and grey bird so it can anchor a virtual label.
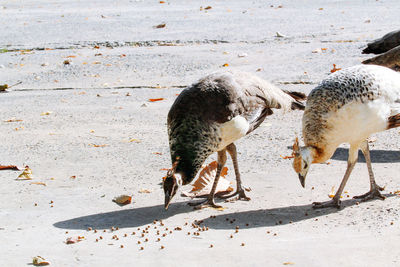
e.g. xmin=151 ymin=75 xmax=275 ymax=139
xmin=292 ymin=64 xmax=400 ymax=209
xmin=163 ymin=70 xmax=306 ymax=209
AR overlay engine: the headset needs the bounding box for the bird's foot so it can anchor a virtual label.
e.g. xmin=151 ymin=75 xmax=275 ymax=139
xmin=188 ymin=198 xmax=222 ymax=210
xmin=312 ymin=199 xmax=341 ymax=209
xmin=353 ymin=186 xmax=385 ymax=202
xmin=218 ymin=189 xmax=251 ymax=201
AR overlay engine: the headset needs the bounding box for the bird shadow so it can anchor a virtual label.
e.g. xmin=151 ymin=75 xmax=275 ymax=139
xmin=331 ymin=148 xmax=400 ymax=163
xmin=201 ymin=193 xmax=396 ymax=230
xmin=53 ymin=194 xmax=395 ymax=230
xmin=53 ymin=200 xmax=195 ymax=230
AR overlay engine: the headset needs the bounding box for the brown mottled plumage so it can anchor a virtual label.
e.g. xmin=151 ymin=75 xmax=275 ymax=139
xmin=163 ymin=70 xmax=306 ymax=209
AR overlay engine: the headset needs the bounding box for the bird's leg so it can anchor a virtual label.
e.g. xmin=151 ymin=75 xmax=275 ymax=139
xmin=188 ymin=150 xmax=227 ymax=209
xmin=353 ymin=140 xmax=385 ymax=201
xmin=218 ymin=143 xmax=250 ymax=201
xmin=313 ymin=144 xmax=359 ymax=209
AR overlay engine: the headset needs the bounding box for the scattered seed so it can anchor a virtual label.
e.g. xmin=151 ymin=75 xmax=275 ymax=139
xmin=185 ymin=222 xmax=188 ymax=226
xmin=50 ymin=200 xmax=54 ymax=204
xmin=100 ymin=236 xmax=103 ymax=239
xmin=141 ymin=233 xmax=145 ymax=237
xmin=274 ymin=233 xmax=277 ymax=236
xmin=157 ymin=238 xmax=161 ymax=241
xmin=230 ymin=235 xmax=233 ymax=238
xmin=138 ymin=241 xmax=141 ymax=244
xmin=236 ymin=226 xmax=239 ymax=229
xmin=391 ymin=222 xmax=394 ymax=225
xmin=241 ymin=243 xmax=245 ymax=246
xmin=116 ymin=227 xmax=119 ymax=230
xmin=103 ymin=230 xmax=106 ymax=233
xmin=210 ymin=244 xmax=213 ymax=248
xmin=235 ymin=229 xmax=239 ymax=233
xmin=169 ymin=231 xmax=172 ymax=234
xmin=88 ymin=227 xmax=92 ymax=231
xmin=94 ymin=230 xmax=97 ymax=233
xmin=161 ymin=245 xmax=164 ymax=249
xmin=267 ymin=231 xmax=270 ymax=234
xmin=65 ymin=231 xmax=68 ymax=234
xmin=187 ymin=232 xmax=190 ymax=235
xmin=34 ymin=203 xmax=38 ymax=206
xmin=50 ymin=205 xmax=53 ymax=208
xmin=120 ymin=245 xmax=124 ymax=248
xmin=162 ymin=234 xmax=166 ymax=237
xmin=230 ymin=220 xmax=234 ymax=224
xmin=124 ymin=234 xmax=127 ymax=237
xmin=153 ymin=220 xmax=157 ymax=224
xmin=145 ymin=238 xmax=148 ymax=242
xmin=96 ymin=239 xmax=98 ymax=242
xmin=132 ymin=232 xmax=136 ymax=235
xmin=140 ymin=247 xmax=144 ymax=250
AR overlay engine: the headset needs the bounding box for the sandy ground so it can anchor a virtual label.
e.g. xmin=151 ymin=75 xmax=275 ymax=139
xmin=1 ymin=0 xmax=400 ymax=266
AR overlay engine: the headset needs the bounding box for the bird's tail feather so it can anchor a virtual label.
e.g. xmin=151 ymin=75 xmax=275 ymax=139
xmin=387 ymin=113 xmax=400 ymax=129
xmin=283 ymin=90 xmax=307 ymax=101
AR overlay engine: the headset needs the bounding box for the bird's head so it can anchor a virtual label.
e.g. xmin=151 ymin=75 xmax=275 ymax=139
xmin=292 ymin=137 xmax=313 ymax=188
xmin=163 ymin=158 xmax=182 ymax=210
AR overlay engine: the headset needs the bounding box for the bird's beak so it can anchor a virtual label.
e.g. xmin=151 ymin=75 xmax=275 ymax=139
xmin=298 ymin=174 xmax=305 ymax=188
xmin=164 ymin=193 xmax=171 ymax=210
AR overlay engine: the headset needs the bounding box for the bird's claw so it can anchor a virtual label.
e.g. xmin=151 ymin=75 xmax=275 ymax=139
xmin=353 ymin=187 xmax=386 ymax=202
xmin=312 ymin=199 xmax=341 ymax=209
xmin=218 ymin=189 xmax=251 ymax=201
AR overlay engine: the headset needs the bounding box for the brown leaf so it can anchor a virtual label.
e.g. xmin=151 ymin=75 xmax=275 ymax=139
xmin=330 ymin=64 xmax=341 ymax=73
xmin=139 ymin=189 xmax=152 ymax=193
xmin=205 ymin=6 xmax=212 ymax=10
xmin=0 ymin=165 xmax=20 ymax=171
xmin=0 ymin=84 xmax=8 ymax=91
xmin=30 ymin=182 xmax=46 ymax=186
xmin=32 ymin=256 xmax=50 ymax=266
xmin=88 ymin=144 xmax=108 ymax=148
xmin=66 ymin=236 xmax=84 ymax=244
xmin=154 ymin=23 xmax=166 ymax=29
xmin=16 ymin=166 xmax=33 ymax=180
xmin=149 ymin=98 xmax=165 ymax=102
xmin=4 ymin=118 xmax=23 ymax=122
xmin=113 ymin=195 xmax=132 ymax=205
xmin=222 ymin=63 xmax=229 ymax=67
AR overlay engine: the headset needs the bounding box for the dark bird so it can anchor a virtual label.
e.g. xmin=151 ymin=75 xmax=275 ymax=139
xmin=362 ymin=30 xmax=400 ymax=72
xmin=163 ymin=70 xmax=306 ymax=209
xmin=362 ymin=29 xmax=400 ymax=55
xmin=292 ymin=65 xmax=400 ymax=209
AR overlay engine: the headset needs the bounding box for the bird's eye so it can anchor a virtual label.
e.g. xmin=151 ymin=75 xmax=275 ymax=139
xmin=303 ymin=161 xmax=308 ymax=169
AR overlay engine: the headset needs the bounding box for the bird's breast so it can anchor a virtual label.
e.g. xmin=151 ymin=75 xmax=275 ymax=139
xmin=216 ymin=115 xmax=250 ymax=151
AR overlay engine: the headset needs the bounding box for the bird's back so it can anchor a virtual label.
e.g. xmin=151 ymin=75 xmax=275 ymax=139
xmin=303 ymin=65 xmax=400 ymax=149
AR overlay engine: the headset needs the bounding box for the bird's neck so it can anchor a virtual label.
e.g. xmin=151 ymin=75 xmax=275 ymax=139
xmin=310 ymin=144 xmax=335 ymax=163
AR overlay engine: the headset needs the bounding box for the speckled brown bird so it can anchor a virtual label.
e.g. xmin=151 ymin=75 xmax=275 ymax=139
xmin=163 ymin=70 xmax=306 ymax=209
xmin=292 ymin=64 xmax=400 ymax=209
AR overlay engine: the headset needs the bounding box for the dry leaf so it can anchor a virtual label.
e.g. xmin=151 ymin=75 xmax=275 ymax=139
xmin=16 ymin=166 xmax=33 ymax=180
xmin=4 ymin=118 xmax=23 ymax=122
xmin=32 ymin=256 xmax=50 ymax=266
xmin=159 ymin=1 xmax=165 ymax=3
xmin=330 ymin=64 xmax=342 ymax=73
xmin=283 ymin=262 xmax=295 ymax=266
xmin=66 ymin=236 xmax=84 ymax=244
xmin=204 ymin=6 xmax=212 ymax=10
xmin=153 ymin=152 xmax=162 ymax=155
xmin=0 ymin=84 xmax=8 ymax=91
xmin=280 ymin=154 xmax=294 ymax=159
xmin=182 ymin=161 xmax=233 ymax=197
xmin=139 ymin=189 xmax=152 ymax=193
xmin=149 ymin=98 xmax=165 ymax=102
xmin=113 ymin=195 xmax=132 ymax=205
xmin=154 ymin=23 xmax=166 ymax=29
xmin=0 ymin=165 xmax=20 ymax=171
xmin=30 ymin=182 xmax=46 ymax=186
xmin=88 ymin=144 xmax=108 ymax=147
xmin=40 ymin=111 xmax=52 ymax=116
xmin=128 ymin=138 xmax=141 ymax=143
xmin=222 ymin=63 xmax=229 ymax=67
